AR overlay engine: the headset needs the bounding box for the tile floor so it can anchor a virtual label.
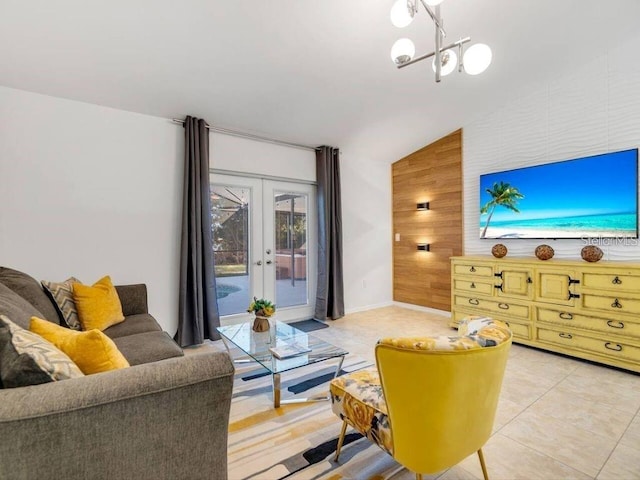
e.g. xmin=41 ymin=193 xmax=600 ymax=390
xmin=209 ymin=305 xmax=640 ymax=479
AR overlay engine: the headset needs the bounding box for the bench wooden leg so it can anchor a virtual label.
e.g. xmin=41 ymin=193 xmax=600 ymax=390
xmin=334 ymin=420 xmax=348 ymax=461
xmin=477 ymin=448 xmax=489 ymax=480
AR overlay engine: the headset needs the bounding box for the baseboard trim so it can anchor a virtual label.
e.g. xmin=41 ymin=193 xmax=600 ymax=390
xmin=344 ymin=301 xmax=394 ymax=315
xmin=392 ymin=301 xmax=452 ymax=317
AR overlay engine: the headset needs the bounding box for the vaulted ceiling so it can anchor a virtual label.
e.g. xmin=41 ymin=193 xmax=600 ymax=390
xmin=2 ymin=0 xmax=639 ymax=163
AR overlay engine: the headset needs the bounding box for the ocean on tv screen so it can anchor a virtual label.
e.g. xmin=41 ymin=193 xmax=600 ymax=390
xmin=479 ymin=149 xmax=638 ymax=239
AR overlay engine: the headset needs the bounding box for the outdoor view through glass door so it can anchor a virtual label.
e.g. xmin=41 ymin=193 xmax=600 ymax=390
xmin=211 ymin=174 xmax=316 ymax=323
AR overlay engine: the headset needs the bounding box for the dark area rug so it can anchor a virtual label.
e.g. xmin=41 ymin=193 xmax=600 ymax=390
xmin=289 ymin=319 xmax=329 ymax=332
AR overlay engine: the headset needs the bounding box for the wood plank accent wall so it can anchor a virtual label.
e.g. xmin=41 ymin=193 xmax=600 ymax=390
xmin=392 ymin=129 xmax=463 ymax=311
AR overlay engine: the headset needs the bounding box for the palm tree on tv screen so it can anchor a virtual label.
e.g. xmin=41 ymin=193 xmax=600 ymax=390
xmin=480 ymin=181 xmax=524 ymax=238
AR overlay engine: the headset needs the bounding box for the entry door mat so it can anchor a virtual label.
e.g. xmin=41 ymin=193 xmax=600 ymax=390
xmin=289 ymin=318 xmax=329 ymax=332
xmin=227 ymin=353 xmax=413 ymax=480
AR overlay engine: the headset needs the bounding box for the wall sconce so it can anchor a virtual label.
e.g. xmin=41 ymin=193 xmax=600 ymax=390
xmin=417 ymin=243 xmax=430 ymax=251
xmin=416 ymin=202 xmax=430 ymax=210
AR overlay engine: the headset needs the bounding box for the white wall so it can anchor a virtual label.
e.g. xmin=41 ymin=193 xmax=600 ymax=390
xmin=339 ymin=151 xmax=393 ymax=313
xmin=463 ymin=32 xmax=640 ymax=261
xmin=0 ymin=86 xmax=391 ymax=334
xmin=211 ymin=133 xmax=315 ymax=182
xmin=0 ymin=86 xmax=182 ymax=332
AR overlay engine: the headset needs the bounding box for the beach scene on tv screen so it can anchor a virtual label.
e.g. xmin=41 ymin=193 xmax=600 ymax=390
xmin=479 ymin=150 xmax=638 ymax=239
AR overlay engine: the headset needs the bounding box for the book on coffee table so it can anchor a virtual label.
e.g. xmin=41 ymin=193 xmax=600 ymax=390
xmin=269 ymin=343 xmax=312 ymax=359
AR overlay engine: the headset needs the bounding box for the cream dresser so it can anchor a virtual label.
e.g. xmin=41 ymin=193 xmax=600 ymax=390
xmin=450 ymin=255 xmax=640 ymax=373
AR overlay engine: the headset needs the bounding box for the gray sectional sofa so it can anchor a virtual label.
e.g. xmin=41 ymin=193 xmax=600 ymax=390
xmin=0 ymin=266 xmax=235 ymax=479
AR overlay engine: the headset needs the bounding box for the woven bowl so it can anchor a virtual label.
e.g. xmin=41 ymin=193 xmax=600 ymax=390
xmin=491 ymin=244 xmax=508 ymax=258
xmin=581 ymin=245 xmax=603 ymax=262
xmin=535 ymin=244 xmax=554 ymax=260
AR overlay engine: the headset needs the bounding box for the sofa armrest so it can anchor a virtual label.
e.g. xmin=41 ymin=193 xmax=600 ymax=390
xmin=115 ymin=283 xmax=148 ymax=316
xmin=0 ymin=350 xmax=235 ymax=480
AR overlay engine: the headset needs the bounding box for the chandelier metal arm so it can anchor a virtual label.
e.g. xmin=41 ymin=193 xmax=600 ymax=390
xmin=396 ymin=37 xmax=471 ymax=69
xmin=418 ymin=0 xmax=446 ymax=37
xmin=390 ymin=0 xmax=492 ymax=81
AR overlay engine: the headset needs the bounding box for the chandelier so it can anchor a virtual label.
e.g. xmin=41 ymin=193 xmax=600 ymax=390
xmin=390 ymin=0 xmax=492 ymax=82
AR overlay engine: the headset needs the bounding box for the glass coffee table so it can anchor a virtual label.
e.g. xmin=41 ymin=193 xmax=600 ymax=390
xmin=217 ymin=320 xmax=348 ymax=408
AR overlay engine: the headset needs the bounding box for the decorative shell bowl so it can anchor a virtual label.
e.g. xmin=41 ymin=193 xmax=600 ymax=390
xmin=535 ymin=244 xmax=555 ymax=260
xmin=491 ymin=244 xmax=508 ymax=258
xmin=581 ymin=245 xmax=604 ymax=262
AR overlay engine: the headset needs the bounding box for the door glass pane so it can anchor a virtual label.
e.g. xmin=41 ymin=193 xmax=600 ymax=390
xmin=211 ymin=185 xmax=251 ymax=316
xmin=274 ymin=192 xmax=308 ymax=308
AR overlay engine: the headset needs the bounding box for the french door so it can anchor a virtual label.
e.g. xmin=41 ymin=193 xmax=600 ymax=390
xmin=211 ymin=174 xmax=316 ymax=323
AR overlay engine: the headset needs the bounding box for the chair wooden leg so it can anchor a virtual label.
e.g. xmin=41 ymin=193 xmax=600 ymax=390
xmin=415 ymin=473 xmax=423 ymax=480
xmin=334 ymin=420 xmax=348 ymax=461
xmin=477 ymin=448 xmax=489 ymax=480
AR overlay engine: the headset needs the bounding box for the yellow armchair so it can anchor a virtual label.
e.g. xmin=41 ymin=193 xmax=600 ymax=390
xmin=329 ymin=316 xmax=512 ymax=479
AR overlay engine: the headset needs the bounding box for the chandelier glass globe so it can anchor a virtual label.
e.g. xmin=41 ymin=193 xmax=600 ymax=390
xmin=391 ymin=38 xmax=416 ymax=65
xmin=390 ymin=0 xmax=414 ymax=28
xmin=432 ymin=49 xmax=457 ymax=76
xmin=463 ymin=43 xmax=492 ymax=75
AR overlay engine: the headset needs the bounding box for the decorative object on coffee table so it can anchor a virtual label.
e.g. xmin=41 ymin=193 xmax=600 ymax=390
xmin=491 ymin=243 xmax=508 ymax=258
xmin=535 ymin=244 xmax=554 ymax=260
xmin=581 ymin=245 xmax=604 ymax=262
xmin=247 ymin=297 xmax=276 ymax=332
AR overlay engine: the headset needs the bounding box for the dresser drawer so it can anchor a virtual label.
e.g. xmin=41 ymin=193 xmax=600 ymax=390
xmin=537 ymin=328 xmax=640 ymax=364
xmin=582 ymin=293 xmax=640 ymax=316
xmin=582 ymin=272 xmax=640 ymax=293
xmin=499 ymin=319 xmax=530 ymax=340
xmin=537 ymin=307 xmax=640 ymax=340
xmin=452 ymin=309 xmax=530 ymax=340
xmin=453 ymin=278 xmax=494 ymax=296
xmin=454 ymin=295 xmax=529 ymax=320
xmin=453 ymin=263 xmax=493 ymax=278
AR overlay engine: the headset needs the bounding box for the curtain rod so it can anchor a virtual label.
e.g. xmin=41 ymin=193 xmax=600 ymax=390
xmin=171 ymin=118 xmax=319 ymax=152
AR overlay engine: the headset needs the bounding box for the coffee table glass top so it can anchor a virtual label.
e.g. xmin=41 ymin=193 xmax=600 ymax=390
xmin=217 ymin=320 xmax=348 ymax=375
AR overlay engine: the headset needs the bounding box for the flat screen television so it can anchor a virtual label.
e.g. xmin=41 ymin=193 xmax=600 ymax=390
xmin=479 ymin=149 xmax=639 ymax=239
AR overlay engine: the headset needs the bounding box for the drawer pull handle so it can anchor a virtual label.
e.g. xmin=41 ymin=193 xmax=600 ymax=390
xmin=498 ymin=303 xmax=510 ymax=310
xmin=612 ymin=276 xmax=622 ymax=285
xmin=470 ymin=266 xmax=476 ymax=273
xmin=607 ymin=320 xmax=625 ymax=329
xmin=559 ymin=333 xmax=573 ymax=339
xmin=470 ymin=282 xmax=476 ymax=289
xmin=568 ymin=276 xmax=580 ymax=285
xmin=567 ymin=292 xmax=581 ymax=300
xmin=468 ymin=298 xmax=480 ymax=306
xmin=494 ymin=272 xmax=503 ymax=279
xmin=605 ymin=342 xmax=623 ymax=351
xmin=527 ymin=277 xmax=533 ymax=284
xmin=611 ymin=299 xmax=623 ymax=308
xmin=559 ymin=312 xmax=573 ymax=320
xmin=494 ymin=284 xmax=503 ymax=292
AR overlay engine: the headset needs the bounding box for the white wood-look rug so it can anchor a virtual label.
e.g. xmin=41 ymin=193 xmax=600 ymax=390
xmin=226 ymin=352 xmax=411 ymax=480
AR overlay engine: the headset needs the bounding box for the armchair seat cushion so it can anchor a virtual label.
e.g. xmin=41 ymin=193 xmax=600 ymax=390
xmin=329 ymin=367 xmax=392 ymax=454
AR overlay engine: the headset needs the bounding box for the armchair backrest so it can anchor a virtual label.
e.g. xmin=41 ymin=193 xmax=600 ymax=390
xmin=374 ymin=318 xmax=511 ymax=474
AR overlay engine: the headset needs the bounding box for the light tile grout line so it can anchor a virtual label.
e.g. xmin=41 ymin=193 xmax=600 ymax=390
xmin=490 ymin=361 xmax=598 ymax=478
xmin=594 ymin=401 xmax=640 ymax=479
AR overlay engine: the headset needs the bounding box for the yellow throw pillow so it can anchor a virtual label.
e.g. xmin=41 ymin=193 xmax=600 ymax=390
xmin=72 ymin=275 xmax=125 ymax=331
xmin=29 ymin=317 xmax=130 ymax=374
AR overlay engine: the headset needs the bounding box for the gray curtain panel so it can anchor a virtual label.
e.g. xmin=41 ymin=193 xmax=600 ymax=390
xmin=175 ymin=116 xmax=221 ymax=346
xmin=314 ymin=146 xmax=345 ymax=320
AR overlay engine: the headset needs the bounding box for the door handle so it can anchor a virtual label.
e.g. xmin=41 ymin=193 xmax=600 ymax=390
xmin=255 ymin=260 xmax=263 ymax=266
xmin=266 ymin=260 xmax=273 ymax=265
